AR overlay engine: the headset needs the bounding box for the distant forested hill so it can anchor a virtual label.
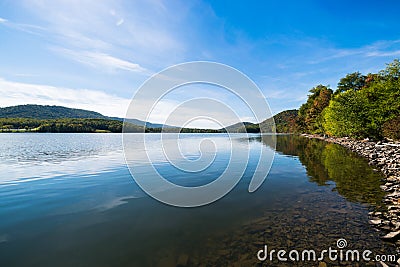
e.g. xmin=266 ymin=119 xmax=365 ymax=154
xmin=0 ymin=105 xmax=219 ymax=133
xmin=260 ymin=109 xmax=299 ymax=133
xmin=0 ymin=105 xmax=146 ymax=133
xmin=111 ymin=117 xmax=173 ymax=129
xmin=0 ymin=105 xmax=173 ymax=129
xmin=0 ymin=104 xmax=302 ymax=134
xmin=0 ymin=104 xmax=106 ymax=119
xmin=219 ymin=109 xmax=300 ymax=134
xmin=222 ymin=121 xmax=260 ymax=133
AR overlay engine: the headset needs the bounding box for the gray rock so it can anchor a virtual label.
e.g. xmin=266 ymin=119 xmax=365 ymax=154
xmin=369 ymin=219 xmax=382 ymax=225
xmin=381 ymin=231 xmax=400 ymax=240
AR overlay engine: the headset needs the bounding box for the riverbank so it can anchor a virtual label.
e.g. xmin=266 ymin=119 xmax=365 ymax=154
xmin=302 ymin=134 xmax=400 ymax=248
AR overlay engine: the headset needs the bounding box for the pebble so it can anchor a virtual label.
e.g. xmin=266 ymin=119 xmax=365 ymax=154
xmin=369 ymin=219 xmax=382 ymax=225
xmin=381 ymin=231 xmax=400 ymax=240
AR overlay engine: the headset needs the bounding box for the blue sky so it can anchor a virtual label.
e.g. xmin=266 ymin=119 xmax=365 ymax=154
xmin=1 ymin=0 xmax=400 ymax=126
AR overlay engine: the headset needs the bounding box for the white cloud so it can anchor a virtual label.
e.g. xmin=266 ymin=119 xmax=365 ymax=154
xmin=0 ymin=78 xmax=253 ymax=127
xmin=0 ymin=78 xmax=130 ymax=117
xmin=307 ymin=39 xmax=400 ymax=64
xmin=116 ymin=18 xmax=124 ymax=26
xmin=53 ymin=48 xmax=150 ymax=74
xmin=0 ymin=16 xmax=47 ymax=36
xmin=19 ymin=0 xmax=186 ymax=66
xmin=366 ymin=50 xmax=400 ymax=57
xmin=137 ymin=98 xmax=258 ymax=129
xmin=263 ymin=90 xmax=286 ymax=99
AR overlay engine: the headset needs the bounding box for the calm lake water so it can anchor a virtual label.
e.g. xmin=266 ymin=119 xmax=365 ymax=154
xmin=0 ymin=133 xmax=396 ymax=266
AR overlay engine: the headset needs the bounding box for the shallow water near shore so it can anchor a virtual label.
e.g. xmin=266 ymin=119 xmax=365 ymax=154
xmin=0 ymin=133 xmax=397 ymax=266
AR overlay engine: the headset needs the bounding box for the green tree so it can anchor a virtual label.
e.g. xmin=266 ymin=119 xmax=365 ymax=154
xmin=298 ymin=85 xmax=333 ymax=133
xmin=323 ymin=90 xmax=369 ymax=137
xmin=336 ymin=72 xmax=366 ymax=94
xmin=323 ymin=59 xmax=400 ymax=139
xmin=379 ymin=58 xmax=400 ymax=81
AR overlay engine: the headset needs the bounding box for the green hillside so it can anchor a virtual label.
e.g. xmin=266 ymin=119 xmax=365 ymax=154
xmin=0 ymin=104 xmax=106 ymax=119
xmin=0 ymin=104 xmax=302 ymax=134
xmin=0 ymin=105 xmax=147 ymax=133
xmin=0 ymin=104 xmax=174 ymax=129
xmin=260 ymin=109 xmax=299 ymax=133
xmin=222 ymin=122 xmax=260 ymax=133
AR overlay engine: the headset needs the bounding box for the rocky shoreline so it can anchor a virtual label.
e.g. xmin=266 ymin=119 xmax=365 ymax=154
xmin=302 ymin=134 xmax=400 ymax=249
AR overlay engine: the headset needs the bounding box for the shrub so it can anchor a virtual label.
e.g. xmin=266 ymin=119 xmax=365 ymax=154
xmin=382 ymin=116 xmax=400 ymax=140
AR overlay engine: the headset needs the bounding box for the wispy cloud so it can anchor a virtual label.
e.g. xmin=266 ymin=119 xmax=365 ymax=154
xmin=53 ymin=48 xmax=150 ymax=74
xmin=366 ymin=50 xmax=400 ymax=57
xmin=17 ymin=0 xmax=186 ymax=67
xmin=116 ymin=18 xmax=124 ymax=26
xmin=0 ymin=16 xmax=46 ymax=36
xmin=0 ymin=1 xmax=189 ymax=74
xmin=307 ymin=39 xmax=400 ymax=64
xmin=263 ymin=90 xmax=287 ymax=99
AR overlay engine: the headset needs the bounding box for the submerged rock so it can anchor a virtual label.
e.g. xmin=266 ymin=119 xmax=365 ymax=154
xmin=302 ymin=134 xmax=400 ymax=250
xmin=381 ymin=231 xmax=400 ymax=240
xmin=369 ymin=219 xmax=382 ymax=225
xmin=177 ymin=254 xmax=189 ymax=266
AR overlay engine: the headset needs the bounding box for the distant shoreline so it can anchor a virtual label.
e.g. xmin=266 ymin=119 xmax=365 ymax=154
xmin=0 ymin=116 xmax=264 ymax=134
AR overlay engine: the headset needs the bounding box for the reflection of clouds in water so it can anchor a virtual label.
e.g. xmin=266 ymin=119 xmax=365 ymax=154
xmin=0 ymin=134 xmax=276 ymax=211
xmin=96 ymin=196 xmax=142 ymax=211
xmin=0 ymin=133 xmax=123 ymax=164
xmin=0 ymin=234 xmax=8 ymax=243
xmin=126 ymin=133 xmax=246 ymax=163
xmin=0 ymin=133 xmax=124 ymax=184
xmin=0 ymin=151 xmax=124 ymax=184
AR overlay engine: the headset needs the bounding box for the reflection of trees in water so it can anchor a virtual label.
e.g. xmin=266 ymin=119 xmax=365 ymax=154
xmin=262 ymin=134 xmax=385 ymax=206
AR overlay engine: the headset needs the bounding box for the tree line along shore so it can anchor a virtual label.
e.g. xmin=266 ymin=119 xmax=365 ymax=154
xmin=0 ymin=118 xmax=225 ymax=133
xmin=295 ymin=59 xmax=400 ymax=246
xmin=291 ymin=59 xmax=400 ymax=141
